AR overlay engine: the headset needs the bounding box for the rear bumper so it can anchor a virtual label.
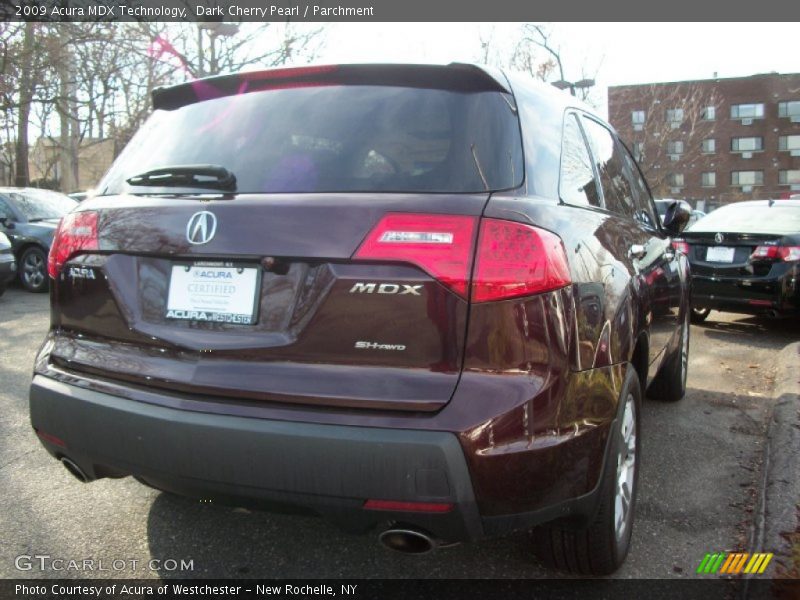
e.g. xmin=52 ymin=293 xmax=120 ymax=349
xmin=30 ymin=375 xmax=484 ymax=541
xmin=692 ymin=271 xmax=799 ymax=316
xmin=30 ymin=373 xmax=613 ymax=542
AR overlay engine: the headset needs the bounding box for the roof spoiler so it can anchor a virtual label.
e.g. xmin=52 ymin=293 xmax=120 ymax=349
xmin=152 ymin=63 xmax=510 ymax=111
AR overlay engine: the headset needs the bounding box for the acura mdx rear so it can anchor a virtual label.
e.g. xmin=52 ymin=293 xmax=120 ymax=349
xmin=30 ymin=64 xmax=691 ymax=574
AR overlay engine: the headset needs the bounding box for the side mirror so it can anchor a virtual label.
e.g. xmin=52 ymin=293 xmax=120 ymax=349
xmin=662 ymin=202 xmax=691 ymax=236
xmin=0 ymin=217 xmax=13 ymax=229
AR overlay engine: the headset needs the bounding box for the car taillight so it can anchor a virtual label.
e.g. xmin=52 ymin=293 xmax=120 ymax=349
xmin=47 ymin=211 xmax=99 ymax=278
xmin=750 ymin=245 xmax=800 ymax=262
xmin=354 ymin=213 xmax=477 ymax=297
xmin=471 ymin=219 xmax=571 ymax=303
xmin=672 ymin=239 xmax=690 ymax=255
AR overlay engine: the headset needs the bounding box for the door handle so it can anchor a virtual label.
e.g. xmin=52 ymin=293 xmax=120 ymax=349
xmin=628 ymin=244 xmax=646 ymax=259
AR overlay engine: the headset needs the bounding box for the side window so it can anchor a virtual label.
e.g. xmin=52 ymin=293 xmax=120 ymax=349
xmin=0 ymin=198 xmax=15 ymax=221
xmin=559 ymin=113 xmax=601 ymax=207
xmin=620 ymin=142 xmax=658 ymax=229
xmin=580 ymin=116 xmax=636 ymax=219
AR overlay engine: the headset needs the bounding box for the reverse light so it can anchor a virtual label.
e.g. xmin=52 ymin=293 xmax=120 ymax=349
xmin=471 ymin=219 xmax=571 ymax=303
xmin=47 ymin=211 xmax=99 ymax=278
xmin=363 ymin=499 xmax=454 ymax=513
xmin=751 ymin=245 xmax=800 ymax=262
xmin=672 ymin=239 xmax=690 ymax=255
xmin=354 ymin=213 xmax=477 ymax=298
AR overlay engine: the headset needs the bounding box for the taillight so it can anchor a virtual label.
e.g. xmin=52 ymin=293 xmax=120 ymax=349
xmin=751 ymin=245 xmax=800 ymax=262
xmin=47 ymin=211 xmax=99 ymax=278
xmin=471 ymin=219 xmax=571 ymax=303
xmin=672 ymin=239 xmax=690 ymax=255
xmin=354 ymin=213 xmax=477 ymax=297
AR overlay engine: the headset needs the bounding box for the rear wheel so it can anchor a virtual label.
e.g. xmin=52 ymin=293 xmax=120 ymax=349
xmin=649 ymin=311 xmax=689 ymax=402
xmin=19 ymin=247 xmax=48 ymax=293
xmin=690 ymin=307 xmax=710 ymax=323
xmin=531 ymin=366 xmax=641 ymax=575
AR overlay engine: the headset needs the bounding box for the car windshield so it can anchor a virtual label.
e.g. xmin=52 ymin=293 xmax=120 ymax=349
xmin=99 ymin=85 xmax=524 ymax=195
xmin=689 ymin=203 xmax=800 ymax=235
xmin=9 ymin=190 xmax=77 ymax=220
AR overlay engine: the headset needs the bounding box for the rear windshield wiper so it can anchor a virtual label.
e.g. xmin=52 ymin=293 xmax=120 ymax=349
xmin=126 ymin=164 xmax=237 ymax=192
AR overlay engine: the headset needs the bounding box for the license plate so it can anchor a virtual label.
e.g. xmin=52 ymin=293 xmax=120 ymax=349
xmin=706 ymin=246 xmax=735 ymax=263
xmin=166 ymin=264 xmax=259 ymax=325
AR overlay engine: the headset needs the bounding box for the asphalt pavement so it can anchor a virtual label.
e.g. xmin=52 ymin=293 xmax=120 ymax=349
xmin=0 ymin=285 xmax=798 ymax=581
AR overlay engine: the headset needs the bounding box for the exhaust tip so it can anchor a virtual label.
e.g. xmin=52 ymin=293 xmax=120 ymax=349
xmin=60 ymin=457 xmax=90 ymax=483
xmin=378 ymin=528 xmax=436 ymax=554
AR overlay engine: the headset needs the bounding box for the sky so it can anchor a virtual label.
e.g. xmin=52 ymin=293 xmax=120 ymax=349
xmin=310 ymin=22 xmax=800 ymax=116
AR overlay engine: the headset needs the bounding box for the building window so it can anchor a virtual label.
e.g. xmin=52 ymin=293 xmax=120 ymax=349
xmin=779 ymin=170 xmax=800 ymax=185
xmin=668 ymin=173 xmax=684 ymax=187
xmin=631 ymin=110 xmax=645 ymax=131
xmin=731 ymin=170 xmax=764 ymax=186
xmin=778 ymin=101 xmax=800 ymax=119
xmin=633 ymin=141 xmax=644 ymax=161
xmin=731 ymin=137 xmax=764 ymax=152
xmin=667 ymin=140 xmax=684 ymax=155
xmin=778 ymin=135 xmax=800 ymax=152
xmin=730 ymin=103 xmax=764 ymax=120
xmin=701 ymin=172 xmax=716 ymax=187
xmin=702 ymin=106 xmax=716 ymax=120
xmin=702 ymin=138 xmax=716 ymax=153
xmin=666 ymin=109 xmax=683 ymax=128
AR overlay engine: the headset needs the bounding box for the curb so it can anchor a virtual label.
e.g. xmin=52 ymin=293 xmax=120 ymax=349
xmin=763 ymin=342 xmax=800 ymax=582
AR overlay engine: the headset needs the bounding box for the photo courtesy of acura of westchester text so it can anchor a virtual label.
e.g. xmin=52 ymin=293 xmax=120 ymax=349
xmin=0 ymin=6 xmax=799 ymax=598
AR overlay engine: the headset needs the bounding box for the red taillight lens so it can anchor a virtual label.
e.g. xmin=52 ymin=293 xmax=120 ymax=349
xmin=47 ymin=211 xmax=99 ymax=278
xmin=672 ymin=239 xmax=690 ymax=255
xmin=471 ymin=219 xmax=571 ymax=303
xmin=354 ymin=213 xmax=477 ymax=297
xmin=751 ymin=245 xmax=800 ymax=262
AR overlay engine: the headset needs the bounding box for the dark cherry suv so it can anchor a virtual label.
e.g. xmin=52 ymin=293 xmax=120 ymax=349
xmin=30 ymin=64 xmax=691 ymax=574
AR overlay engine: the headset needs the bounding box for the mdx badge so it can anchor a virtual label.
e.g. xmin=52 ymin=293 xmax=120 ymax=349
xmin=349 ymin=282 xmax=422 ymax=295
xmin=186 ymin=211 xmax=217 ymax=245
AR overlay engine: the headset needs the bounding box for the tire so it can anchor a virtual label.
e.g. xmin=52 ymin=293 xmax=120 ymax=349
xmin=690 ymin=307 xmax=710 ymax=323
xmin=19 ymin=247 xmax=48 ymax=293
xmin=649 ymin=310 xmax=690 ymax=402
xmin=531 ymin=366 xmax=642 ymax=575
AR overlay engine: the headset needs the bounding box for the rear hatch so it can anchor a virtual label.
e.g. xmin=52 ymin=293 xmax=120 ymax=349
xmin=47 ymin=64 xmax=524 ymax=412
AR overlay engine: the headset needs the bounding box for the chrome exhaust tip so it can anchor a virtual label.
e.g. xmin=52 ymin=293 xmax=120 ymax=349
xmin=60 ymin=457 xmax=90 ymax=483
xmin=378 ymin=528 xmax=436 ymax=554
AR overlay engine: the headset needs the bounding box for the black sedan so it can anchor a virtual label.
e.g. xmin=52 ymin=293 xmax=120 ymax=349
xmin=0 ymin=188 xmax=77 ymax=292
xmin=674 ymin=199 xmax=800 ymax=322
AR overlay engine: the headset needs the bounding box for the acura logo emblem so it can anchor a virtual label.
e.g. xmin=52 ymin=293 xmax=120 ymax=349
xmin=715 ymin=233 xmax=724 ymax=244
xmin=186 ymin=211 xmax=217 ymax=245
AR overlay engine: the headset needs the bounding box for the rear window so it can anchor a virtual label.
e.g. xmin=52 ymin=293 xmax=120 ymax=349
xmin=99 ymin=86 xmax=524 ymax=195
xmin=9 ymin=190 xmax=76 ymax=220
xmin=689 ymin=203 xmax=800 ymax=235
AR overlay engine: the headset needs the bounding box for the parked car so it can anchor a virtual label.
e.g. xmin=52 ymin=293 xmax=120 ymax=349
xmin=0 ymin=232 xmax=16 ymax=297
xmin=675 ymin=199 xmax=800 ymax=322
xmin=0 ymin=188 xmax=77 ymax=292
xmin=29 ymin=64 xmax=691 ymax=575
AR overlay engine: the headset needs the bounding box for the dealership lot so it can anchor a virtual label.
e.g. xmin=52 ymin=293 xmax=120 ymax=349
xmin=0 ymin=286 xmax=796 ymax=579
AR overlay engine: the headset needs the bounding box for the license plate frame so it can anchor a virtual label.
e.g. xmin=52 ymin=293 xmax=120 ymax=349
xmin=165 ymin=262 xmax=261 ymax=325
xmin=706 ymin=246 xmax=736 ymax=263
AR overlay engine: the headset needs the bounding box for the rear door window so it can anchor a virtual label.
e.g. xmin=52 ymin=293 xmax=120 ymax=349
xmin=100 ymin=86 xmax=524 ymax=195
xmin=560 ymin=113 xmax=602 ymax=207
xmin=581 ymin=116 xmax=636 ymax=219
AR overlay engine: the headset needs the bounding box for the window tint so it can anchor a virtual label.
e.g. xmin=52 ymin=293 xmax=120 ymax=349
xmin=559 ymin=113 xmax=601 ymax=207
xmin=620 ymin=144 xmax=658 ymax=229
xmin=580 ymin=117 xmax=636 ymax=218
xmin=100 ymin=86 xmax=524 ymax=195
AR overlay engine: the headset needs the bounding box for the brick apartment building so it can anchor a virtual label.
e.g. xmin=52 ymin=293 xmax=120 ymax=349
xmin=608 ymin=72 xmax=800 ymax=209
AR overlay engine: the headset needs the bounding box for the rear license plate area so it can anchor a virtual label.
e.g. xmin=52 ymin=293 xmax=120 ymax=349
xmin=166 ymin=262 xmax=260 ymax=325
xmin=706 ymin=246 xmax=735 ymax=263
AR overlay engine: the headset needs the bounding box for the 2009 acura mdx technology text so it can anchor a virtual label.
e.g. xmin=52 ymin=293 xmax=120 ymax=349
xmin=29 ymin=64 xmax=692 ymax=574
